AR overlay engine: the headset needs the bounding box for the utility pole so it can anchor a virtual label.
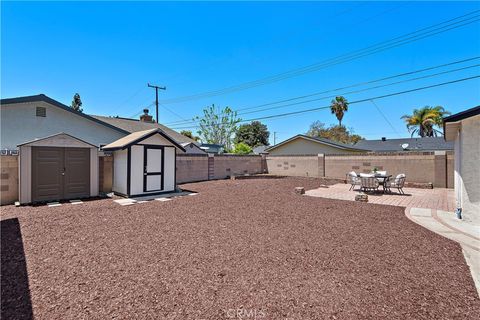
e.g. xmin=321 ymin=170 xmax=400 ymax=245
xmin=273 ymin=132 xmax=277 ymax=145
xmin=147 ymin=83 xmax=166 ymax=123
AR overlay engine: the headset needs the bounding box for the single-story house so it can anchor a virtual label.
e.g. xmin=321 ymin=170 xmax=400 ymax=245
xmin=252 ymin=145 xmax=269 ymax=155
xmin=265 ymin=135 xmax=454 ymax=156
xmin=265 ymin=135 xmax=369 ymax=155
xmin=181 ymin=142 xmax=207 ymax=154
xmin=0 ymin=94 xmax=196 ymax=204
xmin=444 ymin=106 xmax=480 ymax=224
xmin=200 ymin=143 xmax=224 ymax=154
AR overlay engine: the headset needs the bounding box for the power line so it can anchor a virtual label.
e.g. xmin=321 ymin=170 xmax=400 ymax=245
xmin=370 ymin=100 xmax=402 ymax=138
xmin=169 ymin=75 xmax=480 ymax=130
xmin=159 ymin=10 xmax=480 ymax=104
xmin=237 ymin=63 xmax=480 ymax=116
xmin=164 ymin=58 xmax=480 ymax=126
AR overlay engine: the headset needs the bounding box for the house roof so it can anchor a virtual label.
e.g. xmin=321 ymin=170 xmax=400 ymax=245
xmin=354 ymin=137 xmax=454 ymax=152
xmin=252 ymin=145 xmax=269 ymax=154
xmin=443 ymin=106 xmax=480 ymax=141
xmin=443 ymin=106 xmax=480 ymax=123
xmin=0 ymin=94 xmax=129 ymax=135
xmin=101 ymin=128 xmax=186 ymax=151
xmin=91 ymin=115 xmax=195 ymax=145
xmin=265 ymin=134 xmax=368 ymax=152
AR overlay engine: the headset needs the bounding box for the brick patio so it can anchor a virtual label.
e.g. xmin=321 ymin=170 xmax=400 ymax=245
xmin=305 ymin=183 xmax=456 ymax=212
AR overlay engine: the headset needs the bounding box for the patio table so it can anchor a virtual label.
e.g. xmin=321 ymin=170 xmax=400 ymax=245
xmin=357 ymin=174 xmax=392 ymax=193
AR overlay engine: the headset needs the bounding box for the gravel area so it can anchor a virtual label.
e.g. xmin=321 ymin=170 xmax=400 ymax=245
xmin=1 ymin=177 xmax=479 ymax=319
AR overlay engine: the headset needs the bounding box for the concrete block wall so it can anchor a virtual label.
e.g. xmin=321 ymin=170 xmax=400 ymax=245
xmin=0 ymin=156 xmax=19 ymax=205
xmin=176 ymin=154 xmax=209 ymax=184
xmin=325 ymin=153 xmax=437 ymax=184
xmin=266 ymin=152 xmax=454 ymax=188
xmin=212 ymin=155 xmax=263 ymax=180
xmin=265 ymin=155 xmax=324 ymax=178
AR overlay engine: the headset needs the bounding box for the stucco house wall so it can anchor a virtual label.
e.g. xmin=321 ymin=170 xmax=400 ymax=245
xmin=457 ymin=115 xmax=480 ymax=223
xmin=1 ymin=101 xmax=125 ymax=149
xmin=267 ymin=138 xmax=361 ymax=156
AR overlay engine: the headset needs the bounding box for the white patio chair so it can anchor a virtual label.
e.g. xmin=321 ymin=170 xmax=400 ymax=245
xmin=385 ymin=174 xmax=406 ymax=194
xmin=346 ymin=171 xmax=361 ymax=191
xmin=360 ymin=176 xmax=380 ymax=193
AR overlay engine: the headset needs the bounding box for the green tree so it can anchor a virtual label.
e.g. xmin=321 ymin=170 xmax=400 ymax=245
xmin=71 ymin=93 xmax=83 ymax=112
xmin=401 ymin=106 xmax=450 ymax=137
xmin=234 ymin=121 xmax=270 ymax=147
xmin=232 ymin=142 xmax=253 ymax=155
xmin=330 ymin=96 xmax=349 ymax=126
xmin=306 ymin=121 xmax=363 ymax=144
xmin=195 ymin=104 xmax=241 ymax=150
xmin=180 ymin=130 xmax=200 ymax=141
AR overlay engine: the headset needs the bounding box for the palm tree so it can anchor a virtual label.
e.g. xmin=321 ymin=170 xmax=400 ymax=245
xmin=330 ymin=96 xmax=349 ymax=126
xmin=401 ymin=106 xmax=450 ymax=137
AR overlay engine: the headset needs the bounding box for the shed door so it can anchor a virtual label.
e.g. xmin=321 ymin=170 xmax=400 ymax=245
xmin=31 ymin=147 xmax=90 ymax=202
xmin=64 ymin=148 xmax=90 ymax=199
xmin=143 ymin=146 xmax=164 ymax=192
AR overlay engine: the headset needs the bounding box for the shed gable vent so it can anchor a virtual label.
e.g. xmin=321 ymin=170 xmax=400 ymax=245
xmin=36 ymin=106 xmax=46 ymax=117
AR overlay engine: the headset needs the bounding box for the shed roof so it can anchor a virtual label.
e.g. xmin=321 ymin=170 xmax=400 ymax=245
xmin=102 ymin=129 xmax=186 ymax=151
xmin=17 ymin=132 xmax=97 ymax=148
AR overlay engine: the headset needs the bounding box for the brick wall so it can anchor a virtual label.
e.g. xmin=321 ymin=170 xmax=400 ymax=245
xmin=0 ymin=156 xmax=19 ymax=205
xmin=267 ymin=151 xmax=454 ymax=188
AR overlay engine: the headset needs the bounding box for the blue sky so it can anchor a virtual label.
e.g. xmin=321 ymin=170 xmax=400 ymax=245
xmin=2 ymin=1 xmax=479 ymax=144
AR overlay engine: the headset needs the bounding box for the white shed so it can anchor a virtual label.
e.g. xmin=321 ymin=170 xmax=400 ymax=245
xmin=102 ymin=128 xmax=185 ymax=197
xmin=18 ymin=132 xmax=99 ymax=204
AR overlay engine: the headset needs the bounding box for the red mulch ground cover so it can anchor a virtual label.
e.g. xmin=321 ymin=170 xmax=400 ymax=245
xmin=1 ymin=177 xmax=479 ymax=319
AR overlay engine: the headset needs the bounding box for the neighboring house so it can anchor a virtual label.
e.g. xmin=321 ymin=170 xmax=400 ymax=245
xmin=0 ymin=94 xmax=194 ymax=204
xmin=264 ymin=134 xmax=454 ymax=156
xmin=265 ymin=135 xmax=368 ymax=155
xmin=354 ymin=137 xmax=454 ymax=152
xmin=181 ymin=142 xmax=207 ymax=154
xmin=200 ymin=143 xmax=224 ymax=154
xmin=0 ymin=94 xmax=127 ymax=150
xmin=0 ymin=94 xmax=195 ymax=150
xmin=252 ymin=145 xmax=269 ymax=155
xmin=444 ymin=106 xmax=480 ymax=224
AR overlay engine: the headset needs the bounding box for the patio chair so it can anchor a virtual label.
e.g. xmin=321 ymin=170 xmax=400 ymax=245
xmin=360 ymin=176 xmax=380 ymax=193
xmin=385 ymin=174 xmax=406 ymax=194
xmin=347 ymin=171 xmax=361 ymax=191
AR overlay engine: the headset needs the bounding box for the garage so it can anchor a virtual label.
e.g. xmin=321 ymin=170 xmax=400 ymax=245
xmin=102 ymin=128 xmax=185 ymax=197
xmin=18 ymin=133 xmax=99 ymax=204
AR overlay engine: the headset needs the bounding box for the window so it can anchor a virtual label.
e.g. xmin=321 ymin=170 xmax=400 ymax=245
xmin=36 ymin=106 xmax=46 ymax=117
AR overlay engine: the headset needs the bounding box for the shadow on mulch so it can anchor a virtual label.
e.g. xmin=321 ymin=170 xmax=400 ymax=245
xmin=1 ymin=218 xmax=34 ymax=320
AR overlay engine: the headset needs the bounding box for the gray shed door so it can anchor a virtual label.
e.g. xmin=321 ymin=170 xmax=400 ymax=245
xmin=31 ymin=147 xmax=90 ymax=202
